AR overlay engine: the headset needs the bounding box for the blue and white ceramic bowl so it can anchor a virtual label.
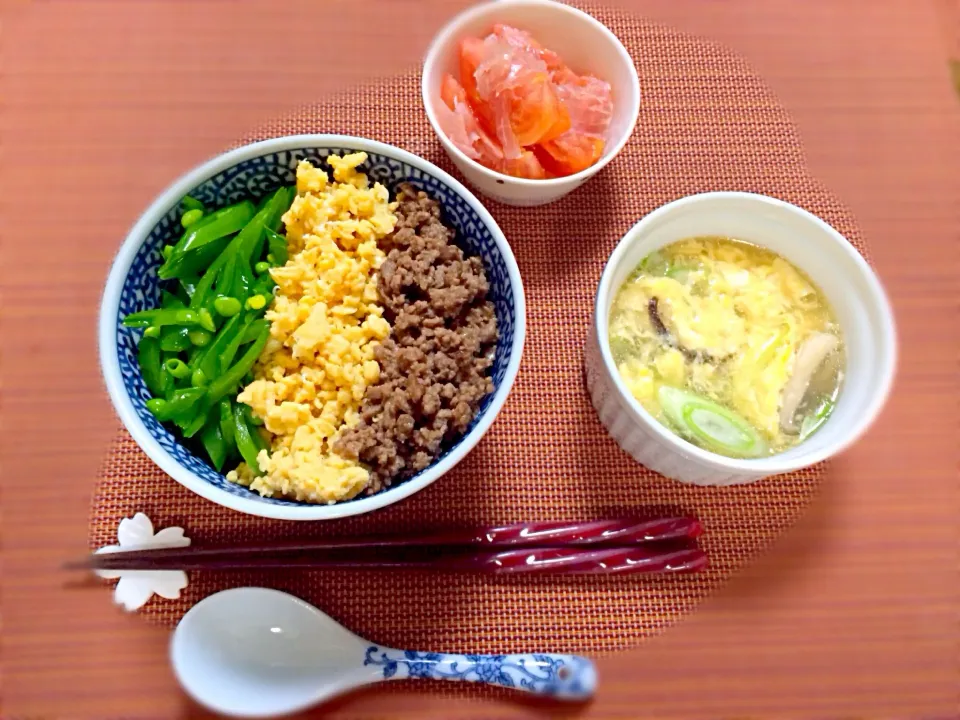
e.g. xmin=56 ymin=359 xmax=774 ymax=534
xmin=99 ymin=135 xmax=526 ymax=520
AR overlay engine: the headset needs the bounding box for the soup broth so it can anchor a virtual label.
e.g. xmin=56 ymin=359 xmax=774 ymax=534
xmin=608 ymin=237 xmax=844 ymax=458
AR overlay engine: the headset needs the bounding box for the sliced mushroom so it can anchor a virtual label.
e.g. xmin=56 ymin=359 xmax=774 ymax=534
xmin=779 ymin=332 xmax=840 ymax=434
xmin=648 ymin=296 xmax=719 ymax=364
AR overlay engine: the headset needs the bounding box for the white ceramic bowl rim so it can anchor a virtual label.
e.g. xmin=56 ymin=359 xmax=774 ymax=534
xmin=595 ymin=191 xmax=897 ymax=474
xmin=99 ymin=134 xmax=527 ymax=520
xmin=421 ymin=0 xmax=642 ymax=187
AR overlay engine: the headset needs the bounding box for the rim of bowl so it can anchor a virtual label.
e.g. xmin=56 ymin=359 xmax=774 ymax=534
xmin=99 ymin=133 xmax=527 ymax=520
xmin=594 ymin=191 xmax=898 ymax=474
xmin=421 ymin=0 xmax=642 ymax=187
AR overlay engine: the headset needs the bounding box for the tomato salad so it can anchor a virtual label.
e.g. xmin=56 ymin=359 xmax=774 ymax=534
xmin=435 ymin=24 xmax=614 ymax=179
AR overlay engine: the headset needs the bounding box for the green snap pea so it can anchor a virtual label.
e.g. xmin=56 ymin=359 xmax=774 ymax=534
xmin=123 ymin=307 xmax=206 ymax=329
xmin=161 ymin=245 xmax=174 ymax=261
xmin=181 ymin=195 xmax=204 ymax=213
xmin=190 ymin=367 xmax=207 ymax=388
xmin=219 ymin=399 xmax=236 ymax=449
xmin=143 ymin=326 xmax=161 ymax=339
xmin=164 ymin=358 xmax=191 ymax=379
xmin=200 ymin=419 xmax=228 ymax=472
xmin=213 ymin=296 xmax=242 ymax=317
xmin=264 ymin=228 xmax=288 ymax=266
xmin=195 ymin=313 xmax=243 ymax=381
xmin=159 ymin=200 xmax=255 ymax=280
xmin=160 ymin=326 xmax=192 ymax=352
xmin=239 ymin=319 xmax=269 ymax=345
xmin=254 ymin=261 xmax=271 ymax=275
xmin=180 ymin=405 xmax=211 ymax=438
xmin=220 ymin=317 xmax=266 ymax=373
xmin=160 ymin=290 xmax=184 ymax=309
xmin=188 ymin=329 xmax=212 ymax=347
xmin=137 ymin=336 xmax=165 ymax=397
xmin=161 ymin=236 xmax=233 ymax=282
xmin=198 ymin=308 xmax=216 ymax=332
xmin=181 ymin=208 xmax=204 ymax=228
xmin=207 ymin=324 xmax=270 ymax=406
xmin=151 ymin=387 xmax=204 ymax=422
xmin=180 ymin=277 xmax=198 ymax=301
xmin=232 ymin=401 xmax=263 ymax=470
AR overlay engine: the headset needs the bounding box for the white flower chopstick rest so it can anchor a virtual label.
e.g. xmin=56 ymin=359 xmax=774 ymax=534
xmin=95 ymin=512 xmax=191 ymax=611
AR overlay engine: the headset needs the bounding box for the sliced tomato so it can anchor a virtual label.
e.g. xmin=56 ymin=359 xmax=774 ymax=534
xmin=458 ymin=36 xmax=494 ymax=126
xmin=537 ymin=133 xmax=605 ymax=176
xmin=537 ymin=101 xmax=571 ymax=144
xmin=499 ymin=150 xmax=548 ymax=179
xmin=505 ymin=75 xmax=564 ymax=147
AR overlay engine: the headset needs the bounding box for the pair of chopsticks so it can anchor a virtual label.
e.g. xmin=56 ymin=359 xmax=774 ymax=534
xmin=68 ymin=517 xmax=707 ymax=576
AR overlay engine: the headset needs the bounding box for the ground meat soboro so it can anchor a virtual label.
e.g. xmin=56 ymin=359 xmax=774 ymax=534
xmin=334 ymin=183 xmax=498 ymax=491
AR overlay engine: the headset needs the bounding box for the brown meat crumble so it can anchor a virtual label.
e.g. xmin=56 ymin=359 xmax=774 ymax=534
xmin=334 ymin=183 xmax=498 ymax=491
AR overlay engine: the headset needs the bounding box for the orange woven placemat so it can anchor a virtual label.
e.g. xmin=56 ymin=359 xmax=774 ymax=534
xmin=90 ymin=4 xmax=865 ymax=656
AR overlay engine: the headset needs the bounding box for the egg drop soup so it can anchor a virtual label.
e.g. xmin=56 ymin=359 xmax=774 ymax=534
xmin=608 ymin=237 xmax=844 ymax=459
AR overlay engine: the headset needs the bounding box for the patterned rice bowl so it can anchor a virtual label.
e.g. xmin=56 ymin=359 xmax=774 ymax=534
xmin=99 ymin=135 xmax=526 ymax=520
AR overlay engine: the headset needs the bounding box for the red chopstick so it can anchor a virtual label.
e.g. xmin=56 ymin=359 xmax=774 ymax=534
xmin=68 ymin=517 xmax=706 ymax=576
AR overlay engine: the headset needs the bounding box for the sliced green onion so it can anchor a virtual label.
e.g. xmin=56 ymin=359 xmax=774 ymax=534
xmin=657 ymin=386 xmax=767 ymax=458
xmin=799 ymin=397 xmax=835 ymax=442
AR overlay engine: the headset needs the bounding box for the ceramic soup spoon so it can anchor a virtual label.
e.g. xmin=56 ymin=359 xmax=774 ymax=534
xmin=170 ymin=587 xmax=597 ymax=718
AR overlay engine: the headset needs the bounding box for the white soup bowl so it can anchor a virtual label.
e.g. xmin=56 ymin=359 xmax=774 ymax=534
xmin=585 ymin=192 xmax=897 ymax=486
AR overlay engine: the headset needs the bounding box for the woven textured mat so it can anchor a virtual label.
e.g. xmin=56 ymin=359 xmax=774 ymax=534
xmin=91 ymin=4 xmax=866 ymax=657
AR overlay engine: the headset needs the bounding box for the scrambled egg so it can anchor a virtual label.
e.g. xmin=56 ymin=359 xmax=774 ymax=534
xmin=226 ymin=154 xmax=397 ymax=503
xmin=609 ymin=237 xmax=838 ymax=443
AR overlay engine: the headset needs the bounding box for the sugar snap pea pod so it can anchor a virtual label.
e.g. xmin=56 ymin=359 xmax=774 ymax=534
xmin=232 ymin=401 xmax=263 ymax=471
xmin=179 ymin=402 xmax=212 ymax=438
xmin=235 ymin=187 xmax=290 ymax=266
xmin=160 ymin=290 xmax=185 ymax=309
xmin=233 ymin=257 xmax=255 ymax=305
xmin=179 ymin=277 xmax=198 ymax=302
xmin=264 ymin=228 xmax=288 ymax=266
xmin=161 ymin=235 xmax=234 ymax=281
xmin=159 ymin=201 xmax=254 ymax=279
xmin=218 ymin=399 xmax=236 ymax=449
xmin=123 ymin=307 xmax=206 ymax=329
xmin=253 ymin=186 xmax=294 ymax=259
xmin=220 ymin=318 xmax=268 ymax=373
xmin=152 ymin=387 xmax=205 ymax=423
xmin=160 ymin=326 xmax=192 ymax=352
xmin=181 ymin=195 xmax=204 ymax=213
xmin=137 ymin=336 xmax=165 ymax=397
xmin=239 ymin=317 xmax=270 ymax=344
xmin=194 ymin=313 xmax=243 ymax=381
xmin=200 ymin=419 xmax=228 ymax=472
xmin=206 ymin=324 xmax=270 ymax=405
xmin=189 ymin=250 xmax=231 ymax=311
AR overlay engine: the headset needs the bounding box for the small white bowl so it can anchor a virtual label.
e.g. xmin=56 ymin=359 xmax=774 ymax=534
xmin=422 ymin=0 xmax=641 ymax=207
xmin=584 ymin=192 xmax=897 ymax=486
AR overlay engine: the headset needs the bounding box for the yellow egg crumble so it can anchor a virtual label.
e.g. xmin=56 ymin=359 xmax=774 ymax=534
xmin=226 ymin=153 xmax=397 ymax=503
